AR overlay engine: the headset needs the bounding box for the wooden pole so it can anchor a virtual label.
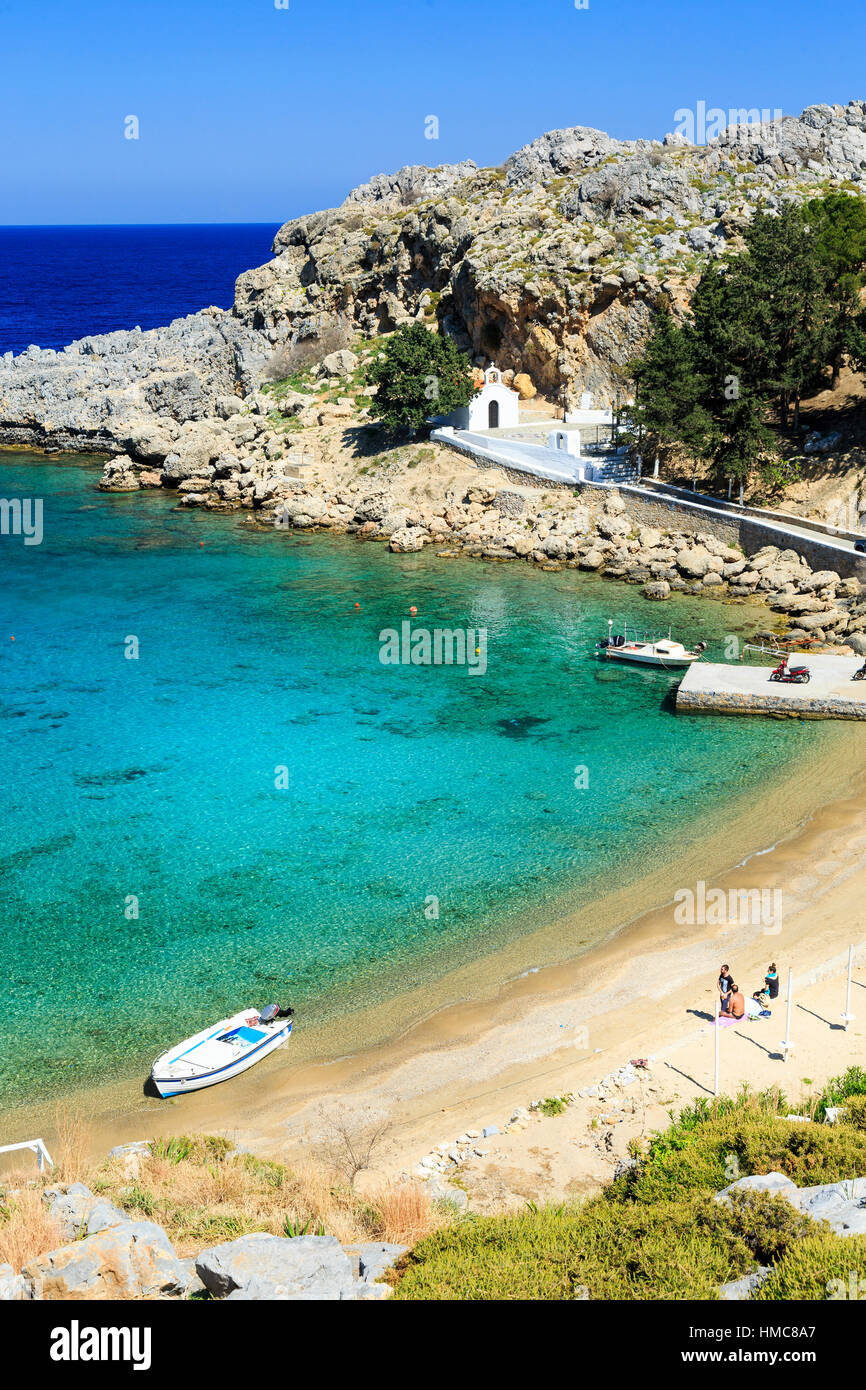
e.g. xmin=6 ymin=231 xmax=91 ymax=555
xmin=842 ymin=945 xmax=855 ymax=1032
xmin=714 ymin=995 xmax=720 ymax=1097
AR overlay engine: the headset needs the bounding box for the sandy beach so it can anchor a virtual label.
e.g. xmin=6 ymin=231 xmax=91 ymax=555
xmin=4 ymin=718 xmax=865 ymax=1209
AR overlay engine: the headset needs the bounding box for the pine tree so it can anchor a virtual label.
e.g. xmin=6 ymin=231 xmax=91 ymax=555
xmin=804 ymin=192 xmax=866 ymax=386
xmin=709 ymin=391 xmax=777 ymax=487
xmin=722 ymin=206 xmax=834 ymax=426
xmin=630 ymin=304 xmax=709 ymax=455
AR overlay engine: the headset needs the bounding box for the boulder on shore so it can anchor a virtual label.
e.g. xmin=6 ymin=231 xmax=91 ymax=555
xmin=24 ymin=1221 xmax=186 ymax=1300
xmin=196 ymin=1233 xmax=357 ymax=1301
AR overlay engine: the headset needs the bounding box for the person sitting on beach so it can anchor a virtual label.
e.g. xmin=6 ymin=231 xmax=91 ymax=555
xmin=718 ymin=965 xmax=733 ymax=1001
xmin=727 ymin=985 xmax=746 ymax=1020
xmin=765 ymin=964 xmax=779 ymax=1000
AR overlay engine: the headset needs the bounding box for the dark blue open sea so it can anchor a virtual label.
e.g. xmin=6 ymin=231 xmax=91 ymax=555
xmin=0 ymin=225 xmax=282 ymax=355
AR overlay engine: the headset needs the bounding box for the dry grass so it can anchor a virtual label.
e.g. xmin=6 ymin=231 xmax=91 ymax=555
xmin=92 ymin=1136 xmax=447 ymax=1257
xmin=373 ymin=1182 xmax=444 ymax=1246
xmin=0 ymin=1189 xmax=62 ymax=1272
xmin=52 ymin=1105 xmax=92 ymax=1184
xmin=0 ymin=1128 xmax=451 ymax=1269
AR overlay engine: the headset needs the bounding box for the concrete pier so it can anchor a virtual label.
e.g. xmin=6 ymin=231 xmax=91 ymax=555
xmin=676 ymin=654 xmax=866 ymax=719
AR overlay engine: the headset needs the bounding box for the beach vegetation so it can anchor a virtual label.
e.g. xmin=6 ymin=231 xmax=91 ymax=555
xmin=149 ymin=1134 xmax=232 ymax=1165
xmin=85 ymin=1137 xmax=443 ymax=1256
xmin=0 ymin=1189 xmax=62 ymax=1272
xmin=840 ymin=1095 xmax=866 ymax=1130
xmin=613 ymin=1091 xmax=866 ymax=1205
xmin=815 ymin=1065 xmax=866 ymax=1119
xmin=754 ymin=1233 xmax=866 ymax=1300
xmin=391 ymin=1189 xmax=808 ymax=1300
xmin=539 ymin=1096 xmax=570 ymax=1117
xmin=313 ymin=1105 xmax=393 ymax=1189
xmin=0 ymin=1123 xmax=448 ymax=1272
xmin=391 ymin=1086 xmax=866 ymax=1300
xmin=52 ymin=1104 xmax=92 ymax=1185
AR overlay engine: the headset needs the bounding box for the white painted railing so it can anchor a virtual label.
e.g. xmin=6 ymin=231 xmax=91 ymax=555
xmin=0 ymin=1138 xmax=54 ymax=1171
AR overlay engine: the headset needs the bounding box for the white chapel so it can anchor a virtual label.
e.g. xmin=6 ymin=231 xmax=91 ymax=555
xmin=443 ymin=366 xmax=520 ymax=431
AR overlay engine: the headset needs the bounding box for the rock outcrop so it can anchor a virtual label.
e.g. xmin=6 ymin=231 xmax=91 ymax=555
xmin=196 ymin=1233 xmax=357 ymax=1301
xmin=3 ymin=101 xmax=866 ymax=460
xmin=8 ymin=1179 xmax=408 ymax=1301
xmin=23 ymin=1221 xmax=188 ymax=1300
xmin=194 ymin=1232 xmax=405 ymax=1301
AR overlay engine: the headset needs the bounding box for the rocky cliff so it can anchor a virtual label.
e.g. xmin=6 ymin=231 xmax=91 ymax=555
xmin=2 ymin=100 xmax=866 ymax=461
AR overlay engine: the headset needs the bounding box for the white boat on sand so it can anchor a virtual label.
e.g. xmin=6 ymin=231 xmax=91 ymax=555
xmin=151 ymin=1003 xmax=294 ymax=1098
xmin=597 ymin=622 xmax=707 ymax=670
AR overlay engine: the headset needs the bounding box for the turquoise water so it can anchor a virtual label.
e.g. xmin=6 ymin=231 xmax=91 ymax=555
xmin=0 ymin=453 xmax=836 ymax=1109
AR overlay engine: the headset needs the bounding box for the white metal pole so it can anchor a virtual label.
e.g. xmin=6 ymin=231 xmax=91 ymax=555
xmin=782 ymin=967 xmax=794 ymax=1062
xmin=714 ymin=995 xmax=720 ymax=1097
xmin=842 ymin=945 xmax=855 ymax=1032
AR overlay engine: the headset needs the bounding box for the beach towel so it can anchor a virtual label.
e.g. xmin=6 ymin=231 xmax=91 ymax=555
xmin=715 ymin=1015 xmax=736 ymax=1028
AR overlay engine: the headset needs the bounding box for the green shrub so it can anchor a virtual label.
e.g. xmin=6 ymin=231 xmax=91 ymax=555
xmin=755 ymin=1234 xmax=866 ymax=1300
xmin=724 ymin=1190 xmax=814 ymax=1264
xmin=394 ymin=1193 xmax=790 ymax=1301
xmin=612 ymin=1104 xmax=866 ymax=1205
xmin=540 ymin=1097 xmax=569 ymax=1118
xmin=393 ymin=1091 xmax=866 ymax=1301
xmin=149 ymin=1135 xmax=232 ymax=1165
xmin=816 ymin=1067 xmax=866 ymax=1120
xmin=840 ymin=1095 xmax=866 ymax=1131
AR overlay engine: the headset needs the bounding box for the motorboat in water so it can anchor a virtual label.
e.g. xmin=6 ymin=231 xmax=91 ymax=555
xmin=597 ymin=621 xmax=707 ymax=669
xmin=151 ymin=1003 xmax=294 ymax=1097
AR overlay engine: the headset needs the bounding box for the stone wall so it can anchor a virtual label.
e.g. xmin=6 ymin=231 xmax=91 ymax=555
xmin=577 ymin=483 xmax=742 ymax=545
xmin=446 ymin=437 xmax=866 ymax=576
xmin=676 ymin=688 xmax=866 ymax=720
xmin=598 ymin=482 xmax=866 ymax=580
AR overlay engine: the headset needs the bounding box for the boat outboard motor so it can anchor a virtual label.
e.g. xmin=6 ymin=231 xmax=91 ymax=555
xmin=259 ymin=1002 xmax=295 ymax=1023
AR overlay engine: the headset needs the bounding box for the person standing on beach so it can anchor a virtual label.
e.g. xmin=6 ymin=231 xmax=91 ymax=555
xmin=765 ymin=964 xmax=779 ymax=1000
xmin=718 ymin=965 xmax=733 ymax=1004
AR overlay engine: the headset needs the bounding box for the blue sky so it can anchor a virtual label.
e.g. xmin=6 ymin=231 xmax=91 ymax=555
xmin=1 ymin=0 xmax=865 ymax=224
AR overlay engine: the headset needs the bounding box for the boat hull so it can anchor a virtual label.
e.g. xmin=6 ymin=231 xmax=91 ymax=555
xmin=151 ymin=1014 xmax=293 ymax=1097
xmin=604 ymin=649 xmax=700 ymax=669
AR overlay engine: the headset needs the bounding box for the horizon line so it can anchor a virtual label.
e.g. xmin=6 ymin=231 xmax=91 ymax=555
xmin=0 ymin=220 xmax=286 ymax=230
